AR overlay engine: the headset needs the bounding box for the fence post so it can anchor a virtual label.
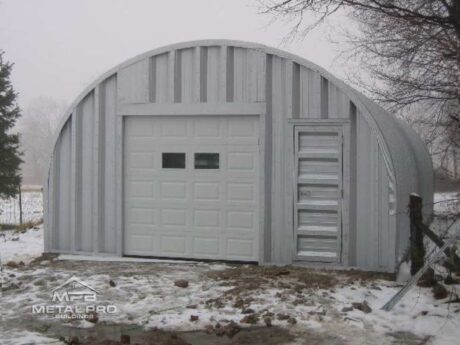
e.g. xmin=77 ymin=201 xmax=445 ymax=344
xmin=18 ymin=184 xmax=23 ymax=225
xmin=410 ymin=194 xmax=425 ymax=275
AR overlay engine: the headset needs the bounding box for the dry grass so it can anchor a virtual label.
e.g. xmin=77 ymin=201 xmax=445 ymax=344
xmin=207 ymin=265 xmax=339 ymax=293
xmin=207 ymin=265 xmax=395 ymax=297
xmin=14 ymin=218 xmax=43 ymax=233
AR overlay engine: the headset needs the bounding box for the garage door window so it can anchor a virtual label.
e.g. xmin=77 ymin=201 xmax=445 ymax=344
xmin=194 ymin=153 xmax=219 ymax=169
xmin=162 ymin=153 xmax=186 ymax=168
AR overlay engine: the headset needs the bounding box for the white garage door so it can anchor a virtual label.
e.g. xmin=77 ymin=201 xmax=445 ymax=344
xmin=123 ymin=115 xmax=260 ymax=261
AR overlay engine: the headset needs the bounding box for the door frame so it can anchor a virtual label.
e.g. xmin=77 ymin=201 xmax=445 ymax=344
xmin=288 ymin=119 xmax=350 ymax=266
xmin=114 ymin=102 xmax=266 ymax=263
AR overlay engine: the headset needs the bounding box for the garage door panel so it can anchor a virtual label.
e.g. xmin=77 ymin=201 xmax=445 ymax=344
xmin=126 ymin=153 xmax=155 ymax=169
xmin=125 ymin=234 xmax=155 ymax=252
xmin=226 ymin=210 xmax=255 ymax=230
xmin=226 ymin=238 xmax=255 ymax=259
xmin=192 ymin=237 xmax=221 ymax=256
xmin=124 ymin=115 xmax=259 ymax=261
xmin=159 ymin=118 xmax=188 ymax=137
xmin=126 ymin=224 xmax=157 ymax=236
xmin=193 ymin=118 xmax=223 ymax=138
xmin=227 ymin=182 xmax=255 ymax=202
xmin=160 ymin=181 xmax=187 ymax=200
xmin=193 ymin=209 xmax=221 ymax=227
xmin=125 ymin=139 xmax=158 ymax=153
xmin=227 ymin=152 xmax=256 ymax=171
xmin=160 ymin=236 xmax=187 ymax=255
xmin=127 ymin=181 xmax=155 ymax=198
xmin=127 ymin=207 xmax=155 ymax=225
xmin=160 ymin=208 xmax=187 ymax=226
xmin=193 ymin=182 xmax=220 ymax=201
xmin=227 ymin=117 xmax=258 ymax=138
xmin=125 ymin=118 xmax=154 ymax=137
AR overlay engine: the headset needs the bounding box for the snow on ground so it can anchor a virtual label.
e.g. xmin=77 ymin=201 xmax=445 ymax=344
xmin=0 ymin=226 xmax=44 ymax=264
xmin=0 ymin=192 xmax=459 ymax=344
xmin=0 ymin=330 xmax=65 ymax=345
xmin=0 ymin=189 xmax=43 ymax=226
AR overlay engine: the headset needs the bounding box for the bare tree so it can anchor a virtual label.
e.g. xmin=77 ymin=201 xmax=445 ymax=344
xmin=17 ymin=97 xmax=67 ymax=185
xmin=260 ymin=0 xmax=460 ymax=176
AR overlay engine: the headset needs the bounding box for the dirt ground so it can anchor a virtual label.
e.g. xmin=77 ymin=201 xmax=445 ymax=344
xmin=0 ymin=258 xmax=445 ymax=344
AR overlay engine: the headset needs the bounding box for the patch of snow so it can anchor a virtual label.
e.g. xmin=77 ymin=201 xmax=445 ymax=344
xmin=331 ymin=282 xmax=460 ymax=345
xmin=0 ymin=225 xmax=44 ymax=264
xmin=0 ymin=328 xmax=64 ymax=345
xmin=396 ymin=260 xmax=411 ymax=283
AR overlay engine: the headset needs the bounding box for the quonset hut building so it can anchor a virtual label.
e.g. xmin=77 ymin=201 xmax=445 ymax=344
xmin=44 ymin=40 xmax=433 ymax=272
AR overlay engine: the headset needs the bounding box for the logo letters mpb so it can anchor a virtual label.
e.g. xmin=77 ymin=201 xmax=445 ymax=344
xmin=32 ymin=275 xmax=117 ymax=319
xmin=52 ymin=291 xmax=97 ymax=303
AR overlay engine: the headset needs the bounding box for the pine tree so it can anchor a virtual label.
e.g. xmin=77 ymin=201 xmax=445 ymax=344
xmin=0 ymin=51 xmax=22 ymax=198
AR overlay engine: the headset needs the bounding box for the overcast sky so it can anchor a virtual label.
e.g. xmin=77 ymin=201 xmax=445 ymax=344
xmin=0 ymin=0 xmax=349 ymax=111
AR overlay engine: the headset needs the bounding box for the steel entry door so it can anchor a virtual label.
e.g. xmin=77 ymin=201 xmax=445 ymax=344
xmin=294 ymin=125 xmax=343 ymax=262
xmin=123 ymin=115 xmax=260 ymax=261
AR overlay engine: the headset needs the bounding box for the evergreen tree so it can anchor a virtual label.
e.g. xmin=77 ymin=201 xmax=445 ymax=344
xmin=0 ymin=51 xmax=22 ymax=198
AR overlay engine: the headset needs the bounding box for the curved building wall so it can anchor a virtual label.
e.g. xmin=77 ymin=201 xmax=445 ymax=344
xmin=44 ymin=40 xmax=433 ymax=272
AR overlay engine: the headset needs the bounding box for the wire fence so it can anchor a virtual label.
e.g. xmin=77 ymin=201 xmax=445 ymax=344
xmin=0 ymin=186 xmax=43 ymax=227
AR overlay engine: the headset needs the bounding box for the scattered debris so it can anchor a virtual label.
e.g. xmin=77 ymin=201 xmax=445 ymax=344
xmin=120 ymin=334 xmax=130 ymax=344
xmin=233 ymin=297 xmax=252 ymax=309
xmin=444 ymin=275 xmax=459 ymax=285
xmin=352 ymin=301 xmax=372 ymax=313
xmin=174 ymin=279 xmax=189 ymax=288
xmin=287 ymin=317 xmax=297 ymax=325
xmin=277 ymin=313 xmax=290 ymax=321
xmin=240 ymin=314 xmax=259 ymax=324
xmin=190 ymin=315 xmax=199 ymax=322
xmin=241 ymin=308 xmax=255 ymax=314
xmin=86 ymin=311 xmax=98 ymax=324
xmin=206 ymin=298 xmax=225 ymax=309
xmin=6 ymin=261 xmax=19 ymax=268
xmin=264 ymin=317 xmax=272 ymax=327
xmin=417 ymin=268 xmax=437 ymax=287
xmin=432 ymin=283 xmax=448 ymax=300
xmin=221 ymin=321 xmax=241 ymax=338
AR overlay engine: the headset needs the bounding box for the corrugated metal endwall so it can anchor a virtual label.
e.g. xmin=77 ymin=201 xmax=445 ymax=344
xmin=45 ymin=41 xmax=431 ymax=272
